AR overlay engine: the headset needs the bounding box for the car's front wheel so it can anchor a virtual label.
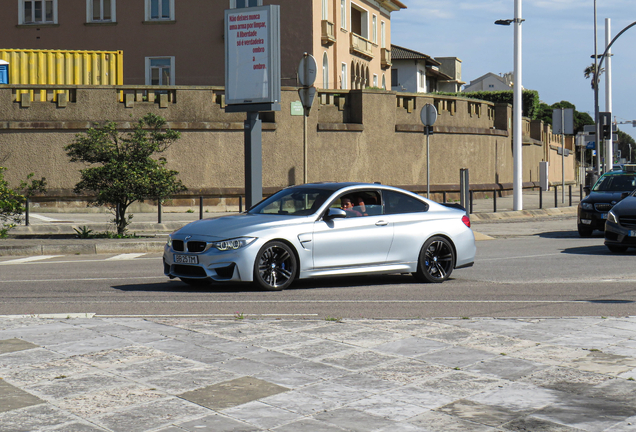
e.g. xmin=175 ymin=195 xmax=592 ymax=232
xmin=577 ymin=224 xmax=594 ymax=237
xmin=413 ymin=236 xmax=455 ymax=283
xmin=253 ymin=241 xmax=298 ymax=291
xmin=607 ymin=245 xmax=628 ymax=253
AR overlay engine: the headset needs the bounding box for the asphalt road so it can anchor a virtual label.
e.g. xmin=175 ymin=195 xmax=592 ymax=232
xmin=1 ymin=216 xmax=635 ymax=319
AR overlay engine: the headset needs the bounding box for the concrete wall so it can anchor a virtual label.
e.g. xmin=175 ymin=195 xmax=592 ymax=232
xmin=0 ymin=85 xmax=576 ymax=206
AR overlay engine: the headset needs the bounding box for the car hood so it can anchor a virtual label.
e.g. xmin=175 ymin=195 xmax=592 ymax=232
xmin=609 ymin=196 xmax=636 ymax=215
xmin=172 ymin=213 xmax=313 ymax=239
xmin=582 ymin=191 xmax=631 ymax=204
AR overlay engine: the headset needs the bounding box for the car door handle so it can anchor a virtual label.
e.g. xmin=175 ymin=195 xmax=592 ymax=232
xmin=375 ymin=220 xmax=389 ymax=226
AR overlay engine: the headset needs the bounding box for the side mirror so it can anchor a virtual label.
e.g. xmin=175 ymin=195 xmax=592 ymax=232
xmin=324 ymin=208 xmax=347 ymax=220
xmin=620 ymin=192 xmax=630 ymax=201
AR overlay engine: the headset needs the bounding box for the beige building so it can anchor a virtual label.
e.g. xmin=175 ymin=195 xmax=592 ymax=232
xmin=0 ymin=0 xmax=405 ymax=90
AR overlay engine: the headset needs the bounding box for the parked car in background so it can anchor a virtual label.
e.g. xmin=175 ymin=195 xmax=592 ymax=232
xmin=604 ymin=190 xmax=636 ymax=252
xmin=163 ymin=182 xmax=476 ymax=290
xmin=578 ymin=165 xmax=636 ymax=237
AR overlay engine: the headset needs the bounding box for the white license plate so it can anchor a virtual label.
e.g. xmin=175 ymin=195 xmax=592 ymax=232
xmin=630 ymin=231 xmax=636 ymax=237
xmin=600 ymin=213 xmax=608 ymax=219
xmin=174 ymin=254 xmax=198 ymax=264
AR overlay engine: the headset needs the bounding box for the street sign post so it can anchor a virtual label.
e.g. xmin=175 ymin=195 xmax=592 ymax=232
xmin=298 ymin=53 xmax=317 ymax=184
xmin=420 ymin=104 xmax=438 ymax=198
xmin=553 ymin=108 xmax=574 ymax=204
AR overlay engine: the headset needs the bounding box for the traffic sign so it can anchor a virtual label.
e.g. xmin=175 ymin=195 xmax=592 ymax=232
xmin=586 ymin=142 xmax=596 ymax=149
xmin=298 ymin=53 xmax=317 ymax=87
xmin=298 ymin=86 xmax=316 ymax=111
xmin=420 ymin=104 xmax=437 ymax=127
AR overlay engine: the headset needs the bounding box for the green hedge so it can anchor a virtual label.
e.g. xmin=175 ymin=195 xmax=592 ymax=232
xmin=433 ymin=90 xmax=541 ymax=120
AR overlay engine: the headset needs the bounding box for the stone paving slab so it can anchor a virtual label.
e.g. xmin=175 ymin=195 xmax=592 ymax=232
xmin=0 ymin=317 xmax=635 ymax=431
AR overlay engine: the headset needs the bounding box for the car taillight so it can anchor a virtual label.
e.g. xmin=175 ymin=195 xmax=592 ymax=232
xmin=462 ymin=215 xmax=471 ymax=228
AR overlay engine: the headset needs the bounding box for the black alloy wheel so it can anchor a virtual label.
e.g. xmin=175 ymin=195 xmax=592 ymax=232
xmin=414 ymin=236 xmax=455 ymax=283
xmin=254 ymin=241 xmax=298 ymax=291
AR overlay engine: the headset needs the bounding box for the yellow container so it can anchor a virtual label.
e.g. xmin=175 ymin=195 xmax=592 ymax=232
xmin=0 ymin=48 xmax=123 ymax=101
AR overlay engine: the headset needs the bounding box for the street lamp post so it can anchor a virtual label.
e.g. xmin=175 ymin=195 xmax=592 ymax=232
xmin=495 ymin=0 xmax=524 ymax=211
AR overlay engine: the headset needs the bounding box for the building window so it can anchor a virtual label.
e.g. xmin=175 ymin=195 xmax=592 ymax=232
xmin=373 ymin=74 xmax=378 ymax=88
xmin=372 ymin=15 xmax=377 ymax=43
xmin=20 ymin=0 xmax=57 ymax=24
xmin=323 ymin=53 xmax=329 ymax=89
xmin=145 ymin=0 xmax=174 ymax=20
xmin=381 ymin=21 xmax=386 ymax=48
xmin=322 ymin=0 xmax=328 ymax=20
xmin=146 ymin=57 xmax=174 ymax=85
xmin=340 ymin=0 xmax=346 ymax=29
xmin=350 ymin=4 xmax=368 ymax=39
xmin=391 ymin=69 xmax=398 ymax=88
xmin=230 ymin=0 xmax=261 ymax=7
xmin=341 ymin=63 xmax=347 ymax=89
xmin=382 ymin=74 xmax=386 ymax=90
xmin=87 ymin=0 xmax=115 ymax=22
xmin=419 ymin=70 xmax=426 ymax=92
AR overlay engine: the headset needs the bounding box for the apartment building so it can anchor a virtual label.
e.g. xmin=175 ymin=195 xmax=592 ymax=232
xmin=1 ymin=0 xmax=406 ymax=89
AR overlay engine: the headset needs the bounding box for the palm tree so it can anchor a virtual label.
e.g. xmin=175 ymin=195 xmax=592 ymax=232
xmin=584 ymin=63 xmax=604 ymax=89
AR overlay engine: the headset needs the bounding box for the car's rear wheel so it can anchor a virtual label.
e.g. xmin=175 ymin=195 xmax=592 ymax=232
xmin=607 ymin=245 xmax=628 ymax=253
xmin=578 ymin=224 xmax=594 ymax=237
xmin=413 ymin=236 xmax=455 ymax=283
xmin=253 ymin=241 xmax=297 ymax=291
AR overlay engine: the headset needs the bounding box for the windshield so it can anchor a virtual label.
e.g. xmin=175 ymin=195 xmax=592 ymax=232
xmin=593 ymin=174 xmax=636 ymax=192
xmin=248 ymin=188 xmax=334 ymax=216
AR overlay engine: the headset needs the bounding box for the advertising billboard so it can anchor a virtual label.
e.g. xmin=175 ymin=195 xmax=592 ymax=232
xmin=224 ymin=5 xmax=280 ymax=107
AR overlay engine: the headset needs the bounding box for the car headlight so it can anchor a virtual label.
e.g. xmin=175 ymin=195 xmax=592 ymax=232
xmin=581 ymin=202 xmax=594 ymax=211
xmin=166 ymin=236 xmax=172 ymax=247
xmin=608 ymin=210 xmax=618 ymax=224
xmin=212 ymin=237 xmax=256 ymax=251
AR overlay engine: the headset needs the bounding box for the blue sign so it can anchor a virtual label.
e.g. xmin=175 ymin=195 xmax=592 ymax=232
xmin=586 ymin=142 xmax=596 ymax=149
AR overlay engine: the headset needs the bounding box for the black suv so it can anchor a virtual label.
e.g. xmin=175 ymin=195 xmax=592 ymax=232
xmin=577 ymin=166 xmax=636 ymax=237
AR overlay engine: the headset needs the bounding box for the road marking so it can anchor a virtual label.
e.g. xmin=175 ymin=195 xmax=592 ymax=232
xmin=0 ymin=255 xmax=64 ymax=265
xmin=0 ymin=276 xmax=164 ymax=283
xmin=0 ymin=300 xmax=631 ymax=305
xmin=106 ymin=253 xmax=147 ymax=260
xmin=0 ymin=257 xmax=160 ymax=266
xmin=98 ymin=313 xmax=320 ymax=318
xmin=478 ymin=253 xmax=562 ymax=261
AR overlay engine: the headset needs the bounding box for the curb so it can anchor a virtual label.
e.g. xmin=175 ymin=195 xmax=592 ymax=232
xmin=470 ymin=206 xmax=577 ymax=221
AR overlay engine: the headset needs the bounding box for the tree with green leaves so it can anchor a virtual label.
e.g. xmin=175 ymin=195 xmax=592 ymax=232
xmin=65 ymin=113 xmax=187 ymax=236
xmin=534 ymin=100 xmax=594 ymax=134
xmin=0 ymin=168 xmax=47 ymax=238
xmin=584 ymin=63 xmax=604 ymax=89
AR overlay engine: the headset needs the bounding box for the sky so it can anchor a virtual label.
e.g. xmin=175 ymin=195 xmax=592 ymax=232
xmin=391 ymin=0 xmax=636 ymax=135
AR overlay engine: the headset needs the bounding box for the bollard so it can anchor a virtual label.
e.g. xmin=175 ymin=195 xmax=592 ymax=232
xmin=25 ymin=198 xmax=30 ymax=226
xmin=239 ymin=196 xmax=243 ymax=213
xmin=158 ymin=200 xmax=162 ymax=224
xmin=539 ymin=187 xmax=543 ymax=209
xmin=443 ymin=192 xmax=447 ymax=204
xmin=580 ymin=183 xmax=583 ymax=200
xmin=554 ymin=186 xmax=558 ymax=208
xmin=493 ymin=191 xmax=497 ymax=213
xmin=200 ymin=196 xmax=204 ymax=219
xmin=569 ymin=185 xmax=572 ymax=207
xmin=469 ymin=191 xmax=474 ymax=214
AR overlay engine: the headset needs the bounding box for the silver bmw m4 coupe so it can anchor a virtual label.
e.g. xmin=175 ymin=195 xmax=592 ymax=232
xmin=163 ymin=182 xmax=475 ymax=290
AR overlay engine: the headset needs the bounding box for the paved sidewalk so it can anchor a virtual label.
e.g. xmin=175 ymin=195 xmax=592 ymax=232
xmin=1 ymin=316 xmax=636 ymax=432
